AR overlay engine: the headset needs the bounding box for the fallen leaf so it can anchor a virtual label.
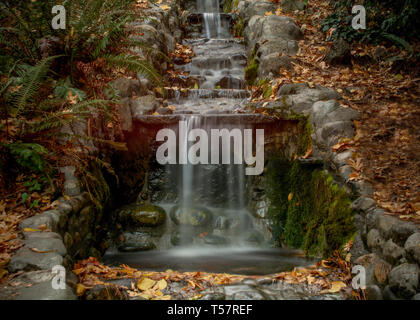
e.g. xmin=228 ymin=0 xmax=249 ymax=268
xmin=137 ymin=277 xmax=156 ymax=291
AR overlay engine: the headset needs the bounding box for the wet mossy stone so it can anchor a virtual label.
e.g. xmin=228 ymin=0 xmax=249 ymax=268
xmin=118 ymin=203 xmax=166 ymax=227
xmin=170 ymin=205 xmax=212 ymax=227
xmin=118 ymin=232 xmax=156 ymax=252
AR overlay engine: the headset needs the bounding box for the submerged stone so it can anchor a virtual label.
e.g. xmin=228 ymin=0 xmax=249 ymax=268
xmin=204 ymin=234 xmax=229 ymax=245
xmin=118 ymin=232 xmax=156 ymax=252
xmin=170 ymin=205 xmax=212 ymax=227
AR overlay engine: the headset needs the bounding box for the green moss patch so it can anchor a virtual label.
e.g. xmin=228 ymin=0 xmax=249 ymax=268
xmin=266 ymin=157 xmax=355 ymax=258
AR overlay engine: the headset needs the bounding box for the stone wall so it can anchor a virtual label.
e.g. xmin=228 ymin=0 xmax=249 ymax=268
xmin=236 ymin=0 xmax=420 ymax=300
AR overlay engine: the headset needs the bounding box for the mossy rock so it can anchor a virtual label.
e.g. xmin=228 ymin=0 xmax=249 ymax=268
xmin=170 ymin=205 xmax=212 ymax=227
xmin=118 ymin=204 xmax=166 ymax=227
xmin=266 ymin=156 xmax=355 ymax=258
xmin=118 ymin=232 xmax=156 ymax=252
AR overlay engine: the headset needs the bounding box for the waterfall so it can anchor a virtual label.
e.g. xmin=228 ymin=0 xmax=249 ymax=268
xmin=198 ymin=0 xmax=230 ymax=39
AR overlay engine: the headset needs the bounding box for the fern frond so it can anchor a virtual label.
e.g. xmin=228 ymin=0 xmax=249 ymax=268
xmin=10 ymin=55 xmax=61 ymax=115
xmin=103 ymin=53 xmax=163 ymax=86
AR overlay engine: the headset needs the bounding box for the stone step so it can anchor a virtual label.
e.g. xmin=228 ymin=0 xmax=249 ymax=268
xmin=164 ymin=88 xmax=250 ymax=99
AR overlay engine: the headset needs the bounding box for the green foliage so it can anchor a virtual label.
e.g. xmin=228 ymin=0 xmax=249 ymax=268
xmin=6 ymin=142 xmax=48 ymax=172
xmin=7 ymin=56 xmax=60 ymax=115
xmin=267 ymin=157 xmax=355 ymax=257
xmin=103 ymin=53 xmax=162 ymax=86
xmin=321 ymin=0 xmax=419 ymax=46
xmin=54 ymin=77 xmax=86 ymax=101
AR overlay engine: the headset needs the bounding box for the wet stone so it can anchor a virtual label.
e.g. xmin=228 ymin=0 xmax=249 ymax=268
xmin=170 ymin=206 xmax=212 ymax=227
xmin=118 ymin=232 xmax=156 ymax=252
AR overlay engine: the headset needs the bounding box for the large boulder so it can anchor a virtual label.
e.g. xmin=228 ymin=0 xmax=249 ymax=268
xmin=258 ymin=53 xmax=293 ymax=78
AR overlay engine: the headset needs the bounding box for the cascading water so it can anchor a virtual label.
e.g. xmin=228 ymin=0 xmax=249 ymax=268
xmin=104 ymin=0 xmax=315 ymax=277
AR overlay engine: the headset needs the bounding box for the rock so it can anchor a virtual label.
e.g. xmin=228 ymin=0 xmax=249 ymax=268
xmin=118 ymin=232 xmax=156 ymax=252
xmin=349 ymin=180 xmax=374 ymax=197
xmin=382 ymin=239 xmax=405 ymax=264
xmin=350 ymin=232 xmax=369 ymax=263
xmin=232 ymin=290 xmax=266 ymax=300
xmin=199 ymin=293 xmax=225 ymax=300
xmin=258 ymin=54 xmax=292 ymax=78
xmin=15 ymin=281 xmax=76 ymax=300
xmin=365 ymin=285 xmax=383 ymax=300
xmin=261 ymin=15 xmax=304 ymax=41
xmin=311 ymin=100 xmax=360 ymax=127
xmin=257 ymin=39 xmax=299 ymax=57
xmin=314 ymin=121 xmax=356 ymax=149
xmin=204 ymin=235 xmax=229 ymax=245
xmin=170 ymin=231 xmax=193 ymax=246
xmin=170 ymin=205 xmax=212 ymax=227
xmin=244 ymin=1 xmax=277 ymax=18
xmin=355 ymin=253 xmax=391 ymax=286
xmin=325 ymin=39 xmax=351 ymax=65
xmin=23 ymin=232 xmax=67 ymax=256
xmin=130 ymin=95 xmax=159 ymax=118
xmin=59 ymin=166 xmax=81 ymax=197
xmin=110 ymin=77 xmax=147 ymax=98
xmin=388 ymin=263 xmax=419 ymax=299
xmin=366 ymin=208 xmax=383 ymax=230
xmin=377 ymin=214 xmax=400 ymax=239
xmin=156 ymin=106 xmax=173 ymax=115
xmin=383 ymin=285 xmax=400 ymax=300
xmin=373 ymin=46 xmax=387 ymax=60
xmin=390 ymin=221 xmax=418 ymax=247
xmin=281 ymin=0 xmax=305 ymax=12
xmin=85 ymin=285 xmax=128 ymax=300
xmin=366 ymin=229 xmax=385 ymax=252
xmin=351 ymin=197 xmax=376 ymax=213
xmin=9 ymin=247 xmax=63 ymax=272
xmin=129 ymin=204 xmax=166 ymax=227
xmin=19 ymin=212 xmax=57 ymax=232
xmin=215 ymin=76 xmax=246 ymax=89
xmin=332 ymin=150 xmax=352 ymax=168
xmin=412 ymin=293 xmax=420 ymax=300
xmin=404 ymin=233 xmax=420 ymax=264
xmin=338 ymin=165 xmax=352 ymax=181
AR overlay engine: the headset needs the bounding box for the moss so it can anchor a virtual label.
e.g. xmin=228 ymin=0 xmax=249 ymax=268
xmin=233 ymin=18 xmax=244 ymax=37
xmin=244 ymin=59 xmax=258 ymax=85
xmin=267 ymin=157 xmax=355 ymax=258
xmin=223 ymin=0 xmax=233 ymax=13
xmin=244 ymin=46 xmax=259 ymax=86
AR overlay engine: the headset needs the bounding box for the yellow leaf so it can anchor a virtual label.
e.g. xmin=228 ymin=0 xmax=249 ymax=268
xmin=76 ymin=283 xmax=87 ymax=296
xmin=160 ymin=5 xmax=170 ymax=10
xmin=0 ymin=268 xmax=8 ymax=280
xmin=345 ymin=253 xmax=351 ymax=262
xmin=137 ymin=277 xmax=156 ymax=291
xmin=328 ymin=281 xmax=347 ymax=293
xmin=23 ymin=228 xmax=41 ymax=232
xmin=288 ymin=193 xmax=293 ymax=201
xmin=265 ymin=11 xmax=273 ymax=16
xmin=156 ymin=279 xmax=167 ymax=290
